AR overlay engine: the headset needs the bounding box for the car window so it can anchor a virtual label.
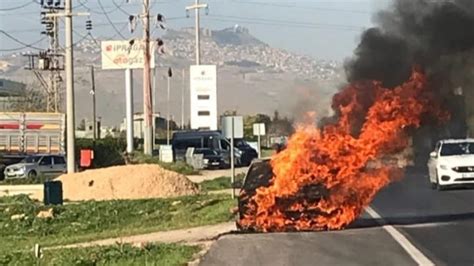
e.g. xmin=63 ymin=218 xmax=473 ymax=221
xmin=173 ymin=138 xmax=203 ymax=150
xmin=220 ymin=139 xmax=230 ymax=150
xmin=21 ymin=156 xmax=42 ymax=164
xmin=235 ymin=139 xmax=248 ymax=147
xmin=440 ymin=142 xmax=474 ymax=156
xmin=39 ymin=156 xmax=53 ymax=166
xmin=53 ymin=156 xmax=66 ymax=165
xmin=203 ymin=136 xmax=220 ymax=150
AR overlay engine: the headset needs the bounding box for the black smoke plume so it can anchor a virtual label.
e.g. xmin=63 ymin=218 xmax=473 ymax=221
xmin=346 ymin=0 xmax=474 ymax=92
xmin=323 ymin=0 xmax=474 ymax=165
xmin=344 ymin=0 xmax=474 ymax=141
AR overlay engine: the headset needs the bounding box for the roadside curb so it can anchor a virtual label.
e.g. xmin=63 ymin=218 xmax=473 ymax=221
xmin=47 ymin=222 xmax=236 ymax=250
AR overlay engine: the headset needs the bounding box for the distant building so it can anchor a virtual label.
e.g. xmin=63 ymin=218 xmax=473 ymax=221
xmin=75 ymin=119 xmax=102 ymax=139
xmin=119 ymin=113 xmax=167 ymax=139
xmin=190 ymin=65 xmax=218 ymax=130
xmin=232 ymin=25 xmax=249 ymax=34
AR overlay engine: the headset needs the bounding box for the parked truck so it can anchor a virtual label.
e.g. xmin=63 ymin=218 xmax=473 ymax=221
xmin=0 ymin=112 xmax=65 ymax=180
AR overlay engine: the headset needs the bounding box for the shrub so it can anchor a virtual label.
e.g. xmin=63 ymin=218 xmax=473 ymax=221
xmin=75 ymin=137 xmax=127 ymax=168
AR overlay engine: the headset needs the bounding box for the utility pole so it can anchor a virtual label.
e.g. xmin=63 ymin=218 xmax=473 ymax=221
xmin=186 ymin=0 xmax=208 ymax=65
xmin=90 ymin=65 xmax=97 ymax=140
xmin=47 ymin=12 xmax=60 ymax=113
xmin=181 ymin=69 xmax=185 ymax=129
xmin=25 ymin=4 xmax=64 ymax=113
xmin=65 ymin=0 xmax=75 ymax=173
xmin=142 ymin=0 xmax=153 ymax=155
xmin=230 ymin=117 xmax=235 ymax=199
xmin=125 ymin=69 xmax=134 ymax=153
xmin=152 ymin=66 xmax=156 ymax=150
xmin=45 ymin=1 xmax=89 ymax=173
xmin=52 ymin=14 xmax=60 ymax=113
xmin=167 ymin=68 xmax=172 ymax=145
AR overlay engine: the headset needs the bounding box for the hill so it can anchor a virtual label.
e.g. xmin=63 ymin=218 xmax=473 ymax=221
xmin=0 ymin=27 xmax=344 ymax=126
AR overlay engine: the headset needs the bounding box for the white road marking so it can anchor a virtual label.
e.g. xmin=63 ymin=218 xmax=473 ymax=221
xmin=400 ymin=222 xmax=454 ymax=229
xmin=366 ymin=206 xmax=435 ymax=266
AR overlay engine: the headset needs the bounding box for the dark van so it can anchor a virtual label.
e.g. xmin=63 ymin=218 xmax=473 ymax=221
xmin=171 ymin=130 xmax=257 ymax=166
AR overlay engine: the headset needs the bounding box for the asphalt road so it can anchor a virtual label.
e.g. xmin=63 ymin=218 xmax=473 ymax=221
xmin=370 ymin=169 xmax=474 ymax=265
xmin=200 ymin=168 xmax=474 ymax=266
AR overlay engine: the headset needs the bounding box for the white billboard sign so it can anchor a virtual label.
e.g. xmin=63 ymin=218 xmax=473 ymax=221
xmin=221 ymin=116 xmax=244 ymax=139
xmin=101 ymin=40 xmax=155 ymax=70
xmin=253 ymin=123 xmax=266 ymax=136
xmin=190 ymin=65 xmax=217 ymax=130
xmin=159 ymin=145 xmax=174 ymax=163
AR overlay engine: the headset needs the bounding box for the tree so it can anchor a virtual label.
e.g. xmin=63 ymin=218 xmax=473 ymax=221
xmin=155 ymin=119 xmax=179 ymax=139
xmin=243 ymin=113 xmax=271 ymax=139
xmin=273 ymin=110 xmax=280 ymax=121
xmin=8 ymin=85 xmax=47 ymax=112
xmin=222 ymin=110 xmax=238 ymax=116
xmin=185 ymin=120 xmax=191 ymax=130
xmin=269 ymin=110 xmax=294 ymax=137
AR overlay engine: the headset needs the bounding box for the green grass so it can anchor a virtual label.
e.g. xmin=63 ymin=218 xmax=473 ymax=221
xmin=0 ymin=243 xmax=199 ymax=266
xmin=200 ymin=174 xmax=246 ymax=191
xmin=0 ymin=175 xmax=53 ymax=185
xmin=261 ymin=148 xmax=274 ymax=158
xmin=158 ymin=161 xmax=199 ymax=175
xmin=128 ymin=152 xmax=200 ymax=175
xmin=0 ymin=194 xmax=235 ymax=254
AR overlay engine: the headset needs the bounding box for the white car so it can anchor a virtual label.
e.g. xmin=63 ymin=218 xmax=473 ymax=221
xmin=427 ymin=139 xmax=474 ymax=190
xmin=4 ymin=155 xmax=67 ymax=179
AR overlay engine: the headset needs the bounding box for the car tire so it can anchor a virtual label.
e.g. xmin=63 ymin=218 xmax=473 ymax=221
xmin=429 ymin=177 xmax=436 ymax=190
xmin=28 ymin=170 xmax=37 ymax=179
xmin=435 ymin=175 xmax=445 ymax=191
xmin=436 ymin=183 xmax=445 ymax=191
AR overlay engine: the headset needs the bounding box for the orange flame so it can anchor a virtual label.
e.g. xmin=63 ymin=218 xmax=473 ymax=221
xmin=240 ymin=70 xmax=448 ymax=232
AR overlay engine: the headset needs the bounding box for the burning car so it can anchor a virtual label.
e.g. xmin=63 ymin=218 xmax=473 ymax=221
xmin=236 ymin=70 xmax=446 ymax=233
xmin=237 ymin=159 xmax=330 ymax=232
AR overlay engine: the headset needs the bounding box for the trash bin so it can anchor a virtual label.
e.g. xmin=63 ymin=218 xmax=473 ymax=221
xmin=44 ymin=181 xmax=63 ymax=205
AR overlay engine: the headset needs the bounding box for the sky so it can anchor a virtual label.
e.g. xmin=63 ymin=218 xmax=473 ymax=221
xmin=0 ymin=0 xmax=391 ymax=61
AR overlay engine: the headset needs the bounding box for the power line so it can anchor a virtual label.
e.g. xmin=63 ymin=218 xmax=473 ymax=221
xmin=0 ymin=29 xmax=44 ymax=50
xmin=227 ymin=0 xmax=370 ymax=14
xmin=73 ymin=22 xmax=129 ymax=41
xmin=60 ymin=31 xmax=92 ymax=49
xmin=205 ymin=17 xmax=363 ymax=32
xmin=12 ymin=20 xmax=129 ymax=34
xmin=206 ymin=15 xmax=365 ymax=31
xmin=112 ymin=0 xmax=132 ymax=16
xmin=97 ymin=0 xmax=128 ymax=39
xmin=1 ymin=2 xmax=125 ymax=16
xmin=77 ymin=0 xmax=126 ymax=15
xmin=1 ymin=22 xmax=128 ymax=51
xmin=0 ymin=0 xmax=37 ymax=11
xmin=108 ymin=23 xmax=130 ymax=39
xmin=0 ymin=36 xmax=46 ymax=51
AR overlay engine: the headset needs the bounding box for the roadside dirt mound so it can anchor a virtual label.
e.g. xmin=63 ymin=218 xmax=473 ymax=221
xmin=58 ymin=164 xmax=199 ymax=201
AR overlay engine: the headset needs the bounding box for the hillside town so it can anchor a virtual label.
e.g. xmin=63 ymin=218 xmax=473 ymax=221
xmin=70 ymin=26 xmax=343 ymax=81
